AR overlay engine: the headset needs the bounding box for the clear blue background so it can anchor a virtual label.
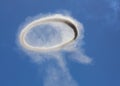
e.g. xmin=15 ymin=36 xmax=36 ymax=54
xmin=0 ymin=0 xmax=120 ymax=86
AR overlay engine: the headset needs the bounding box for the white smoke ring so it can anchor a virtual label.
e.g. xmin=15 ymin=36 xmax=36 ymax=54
xmin=19 ymin=14 xmax=81 ymax=52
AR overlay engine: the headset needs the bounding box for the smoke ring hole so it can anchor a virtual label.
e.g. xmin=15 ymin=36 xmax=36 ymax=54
xmin=19 ymin=15 xmax=79 ymax=52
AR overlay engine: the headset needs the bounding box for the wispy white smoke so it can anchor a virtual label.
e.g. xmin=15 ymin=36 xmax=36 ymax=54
xmin=44 ymin=65 xmax=78 ymax=86
xmin=106 ymin=0 xmax=120 ymax=16
xmin=109 ymin=0 xmax=120 ymax=11
xmin=17 ymin=13 xmax=92 ymax=86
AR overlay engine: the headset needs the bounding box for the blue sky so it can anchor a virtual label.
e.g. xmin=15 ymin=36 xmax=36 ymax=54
xmin=0 ymin=0 xmax=120 ymax=86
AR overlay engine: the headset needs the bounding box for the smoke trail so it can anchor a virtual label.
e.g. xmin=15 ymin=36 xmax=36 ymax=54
xmin=44 ymin=64 xmax=78 ymax=86
xmin=17 ymin=13 xmax=92 ymax=86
